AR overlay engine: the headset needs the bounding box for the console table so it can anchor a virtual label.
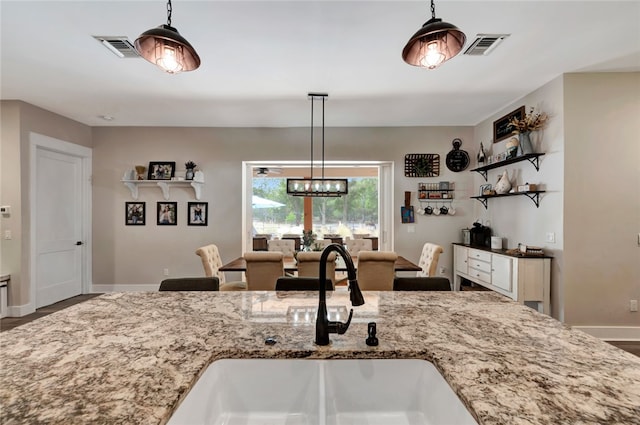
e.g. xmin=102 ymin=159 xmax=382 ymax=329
xmin=452 ymin=243 xmax=551 ymax=314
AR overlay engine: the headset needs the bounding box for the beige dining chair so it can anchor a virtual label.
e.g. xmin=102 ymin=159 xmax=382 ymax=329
xmin=281 ymin=234 xmax=302 ymax=252
xmin=345 ymin=238 xmax=373 ymax=256
xmin=268 ymin=239 xmax=296 ymax=257
xmin=416 ymin=243 xmax=444 ymax=277
xmin=195 ymin=244 xmax=247 ymax=291
xmin=312 ymin=239 xmax=332 ymax=250
xmin=356 ymin=251 xmax=398 ymax=291
xmin=296 ymin=251 xmax=337 ymax=288
xmin=244 ymin=251 xmax=285 ymax=290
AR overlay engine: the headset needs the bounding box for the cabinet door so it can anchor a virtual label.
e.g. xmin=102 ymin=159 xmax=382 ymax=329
xmin=454 ymin=246 xmax=468 ymax=274
xmin=492 ymin=255 xmax=512 ymax=292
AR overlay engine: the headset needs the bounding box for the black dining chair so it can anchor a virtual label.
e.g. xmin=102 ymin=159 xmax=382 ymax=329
xmin=159 ymin=277 xmax=220 ymax=291
xmin=275 ymin=277 xmax=334 ymax=291
xmin=393 ymin=277 xmax=451 ymax=291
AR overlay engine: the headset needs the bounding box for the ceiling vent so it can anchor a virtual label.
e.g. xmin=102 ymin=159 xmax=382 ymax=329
xmin=93 ymin=36 xmax=140 ymax=58
xmin=463 ymin=34 xmax=510 ymax=56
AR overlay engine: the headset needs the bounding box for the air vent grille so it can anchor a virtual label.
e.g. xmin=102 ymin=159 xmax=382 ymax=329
xmin=463 ymin=34 xmax=510 ymax=56
xmin=93 ymin=36 xmax=140 ymax=58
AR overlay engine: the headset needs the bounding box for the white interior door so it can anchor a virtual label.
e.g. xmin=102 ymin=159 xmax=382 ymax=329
xmin=34 ymin=147 xmax=84 ymax=307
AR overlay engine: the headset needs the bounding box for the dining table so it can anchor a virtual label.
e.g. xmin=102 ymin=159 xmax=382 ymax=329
xmin=219 ymin=254 xmax=422 ymax=273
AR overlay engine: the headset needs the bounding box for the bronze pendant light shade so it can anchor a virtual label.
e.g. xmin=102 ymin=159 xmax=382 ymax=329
xmin=402 ymin=0 xmax=465 ymax=69
xmin=135 ymin=0 xmax=200 ymax=73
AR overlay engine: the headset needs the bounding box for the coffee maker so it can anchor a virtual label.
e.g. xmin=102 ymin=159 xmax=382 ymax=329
xmin=470 ymin=222 xmax=492 ymax=247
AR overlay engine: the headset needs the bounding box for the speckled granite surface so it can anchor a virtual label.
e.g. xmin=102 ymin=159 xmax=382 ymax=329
xmin=1 ymin=291 xmax=639 ymax=425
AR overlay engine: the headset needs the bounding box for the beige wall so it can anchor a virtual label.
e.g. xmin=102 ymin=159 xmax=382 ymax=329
xmin=91 ymin=126 xmax=474 ymax=289
xmin=0 ymin=100 xmax=92 ymax=306
xmin=563 ymin=72 xmax=640 ymax=326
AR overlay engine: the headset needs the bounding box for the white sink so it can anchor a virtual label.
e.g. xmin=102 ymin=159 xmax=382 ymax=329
xmin=167 ymin=359 xmax=477 ymax=425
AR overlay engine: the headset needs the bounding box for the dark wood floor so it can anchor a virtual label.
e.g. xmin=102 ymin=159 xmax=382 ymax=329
xmin=2 ymin=294 xmax=639 ymax=358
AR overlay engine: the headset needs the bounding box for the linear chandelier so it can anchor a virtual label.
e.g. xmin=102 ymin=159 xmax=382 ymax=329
xmin=135 ymin=0 xmax=201 ymax=74
xmin=286 ymin=93 xmax=348 ymax=198
xmin=402 ymin=0 xmax=466 ymax=69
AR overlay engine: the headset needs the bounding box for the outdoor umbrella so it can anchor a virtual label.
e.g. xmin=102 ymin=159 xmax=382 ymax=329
xmin=252 ymin=195 xmax=285 ymax=209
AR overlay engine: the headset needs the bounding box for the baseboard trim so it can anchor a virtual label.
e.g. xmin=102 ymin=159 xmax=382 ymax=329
xmin=7 ymin=303 xmax=36 ymax=318
xmin=572 ymin=326 xmax=640 ymax=341
xmin=92 ymin=284 xmax=159 ymax=293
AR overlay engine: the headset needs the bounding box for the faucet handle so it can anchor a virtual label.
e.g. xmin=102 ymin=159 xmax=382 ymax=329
xmin=334 ymin=309 xmax=354 ymax=334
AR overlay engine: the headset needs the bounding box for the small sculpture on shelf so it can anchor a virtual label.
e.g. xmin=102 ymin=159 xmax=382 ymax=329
xmin=134 ymin=165 xmax=146 ymax=180
xmin=185 ymin=161 xmax=197 ymax=180
xmin=494 ymin=170 xmax=512 ymax=194
xmin=477 ymin=142 xmax=486 ymax=165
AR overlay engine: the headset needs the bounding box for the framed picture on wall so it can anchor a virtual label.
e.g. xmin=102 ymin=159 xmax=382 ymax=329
xmin=157 ymin=202 xmax=177 ymax=225
xmin=148 ymin=161 xmax=176 ymax=180
xmin=401 ymin=206 xmax=415 ymax=223
xmin=125 ymin=202 xmax=145 ymax=225
xmin=187 ymin=202 xmax=208 ymax=226
xmin=493 ymin=106 xmax=525 ymax=143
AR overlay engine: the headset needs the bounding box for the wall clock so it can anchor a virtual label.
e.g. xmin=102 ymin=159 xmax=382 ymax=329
xmin=445 ymin=139 xmax=470 ymax=172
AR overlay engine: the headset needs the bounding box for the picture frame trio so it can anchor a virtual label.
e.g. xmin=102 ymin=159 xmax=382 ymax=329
xmin=125 ymin=201 xmax=208 ymax=226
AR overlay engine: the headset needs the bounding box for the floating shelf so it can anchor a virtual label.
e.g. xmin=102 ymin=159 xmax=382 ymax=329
xmin=471 ymin=190 xmax=545 ymax=209
xmin=471 ymin=153 xmax=545 ymax=181
xmin=122 ymin=180 xmax=204 ymax=200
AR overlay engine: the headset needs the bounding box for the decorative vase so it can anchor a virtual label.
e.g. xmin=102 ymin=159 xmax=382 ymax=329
xmin=494 ymin=170 xmax=512 ymax=194
xmin=185 ymin=168 xmax=195 ymax=180
xmin=518 ymin=132 xmax=534 ymax=155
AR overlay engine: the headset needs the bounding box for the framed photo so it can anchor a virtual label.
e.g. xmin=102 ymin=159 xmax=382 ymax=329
xmin=125 ymin=202 xmax=145 ymax=225
xmin=401 ymin=206 xmax=415 ymax=223
xmin=188 ymin=202 xmax=208 ymax=226
xmin=157 ymin=202 xmax=177 ymax=225
xmin=493 ymin=106 xmax=525 ymax=143
xmin=148 ymin=161 xmax=176 ymax=180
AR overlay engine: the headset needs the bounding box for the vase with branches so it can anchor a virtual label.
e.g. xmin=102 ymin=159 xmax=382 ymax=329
xmin=508 ymin=108 xmax=549 ymax=155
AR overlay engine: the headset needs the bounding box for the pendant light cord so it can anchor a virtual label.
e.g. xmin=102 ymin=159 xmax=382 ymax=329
xmin=310 ymin=96 xmax=314 ymax=180
xmin=321 ymin=96 xmax=325 ymax=180
xmin=430 ymin=0 xmax=436 ymax=19
xmin=166 ymin=0 xmax=172 ymax=26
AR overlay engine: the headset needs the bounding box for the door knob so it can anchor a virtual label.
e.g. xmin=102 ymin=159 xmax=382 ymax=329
xmin=76 ymin=241 xmax=83 ymax=246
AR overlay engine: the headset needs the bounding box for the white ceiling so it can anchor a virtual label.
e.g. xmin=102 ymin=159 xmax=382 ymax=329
xmin=1 ymin=0 xmax=639 ymax=128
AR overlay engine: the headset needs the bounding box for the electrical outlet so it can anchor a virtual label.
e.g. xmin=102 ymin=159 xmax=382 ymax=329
xmin=3 ymin=230 xmax=11 ymax=240
xmin=546 ymin=232 xmax=555 ymax=243
xmin=163 ymin=268 xmax=169 ymax=276
xmin=439 ymin=267 xmax=446 ymax=275
xmin=407 ymin=225 xmax=415 ymax=233
xmin=630 ymin=300 xmax=638 ymax=312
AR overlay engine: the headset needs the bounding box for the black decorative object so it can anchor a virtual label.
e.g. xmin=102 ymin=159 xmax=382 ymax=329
xmin=493 ymin=106 xmax=525 ymax=143
xmin=445 ymin=138 xmax=469 ymax=172
xmin=404 ymin=154 xmax=440 ymax=177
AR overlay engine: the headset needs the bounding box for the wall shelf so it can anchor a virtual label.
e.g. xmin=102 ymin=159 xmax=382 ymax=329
xmin=471 ymin=190 xmax=545 ymax=209
xmin=471 ymin=153 xmax=545 ymax=181
xmin=122 ymin=180 xmax=204 ymax=200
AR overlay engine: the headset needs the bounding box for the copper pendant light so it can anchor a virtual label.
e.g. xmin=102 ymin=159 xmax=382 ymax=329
xmin=135 ymin=0 xmax=200 ymax=73
xmin=402 ymin=0 xmax=466 ymax=69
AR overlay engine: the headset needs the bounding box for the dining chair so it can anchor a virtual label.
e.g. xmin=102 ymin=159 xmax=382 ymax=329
xmin=252 ymin=237 xmax=268 ymax=251
xmin=356 ymin=251 xmax=398 ymax=291
xmin=159 ymin=277 xmax=220 ymax=291
xmin=268 ymin=239 xmax=296 ymax=257
xmin=244 ymin=251 xmax=285 ymax=290
xmin=275 ymin=277 xmax=333 ymax=291
xmin=393 ymin=277 xmax=451 ymax=291
xmin=345 ymin=238 xmax=373 ymax=256
xmin=281 ymin=234 xmax=302 ymax=252
xmin=296 ymin=251 xmax=337 ymax=287
xmin=312 ymin=239 xmax=332 ymax=250
xmin=195 ymin=244 xmax=247 ymax=291
xmin=417 ymin=243 xmax=444 ymax=277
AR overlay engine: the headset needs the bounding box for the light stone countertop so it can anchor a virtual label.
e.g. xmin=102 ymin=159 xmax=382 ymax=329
xmin=1 ymin=291 xmax=639 ymax=425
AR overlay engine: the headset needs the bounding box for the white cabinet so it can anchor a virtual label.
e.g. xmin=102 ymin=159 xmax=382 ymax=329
xmin=453 ymin=244 xmax=551 ymax=314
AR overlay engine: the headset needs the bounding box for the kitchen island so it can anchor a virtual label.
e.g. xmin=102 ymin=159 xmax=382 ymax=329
xmin=1 ymin=291 xmax=639 ymax=424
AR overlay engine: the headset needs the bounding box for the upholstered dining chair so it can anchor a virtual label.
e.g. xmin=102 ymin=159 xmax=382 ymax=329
xmin=244 ymin=251 xmax=285 ymax=290
xmin=281 ymin=234 xmax=302 ymax=252
xmin=393 ymin=277 xmax=451 ymax=291
xmin=267 ymin=239 xmax=296 ymax=257
xmin=356 ymin=251 xmax=398 ymax=291
xmin=312 ymin=239 xmax=332 ymax=250
xmin=345 ymin=238 xmax=373 ymax=256
xmin=296 ymin=251 xmax=336 ymax=287
xmin=195 ymin=244 xmax=247 ymax=291
xmin=417 ymin=243 xmax=444 ymax=277
xmin=159 ymin=277 xmax=219 ymax=291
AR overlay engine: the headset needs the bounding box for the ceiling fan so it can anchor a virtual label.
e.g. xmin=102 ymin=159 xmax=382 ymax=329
xmin=254 ymin=167 xmax=283 ymax=177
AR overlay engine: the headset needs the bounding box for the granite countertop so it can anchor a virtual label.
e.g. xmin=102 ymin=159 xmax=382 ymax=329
xmin=1 ymin=291 xmax=639 ymax=424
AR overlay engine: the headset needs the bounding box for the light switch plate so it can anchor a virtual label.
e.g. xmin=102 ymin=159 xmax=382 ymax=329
xmin=407 ymin=225 xmax=415 ymax=233
xmin=546 ymin=232 xmax=555 ymax=243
